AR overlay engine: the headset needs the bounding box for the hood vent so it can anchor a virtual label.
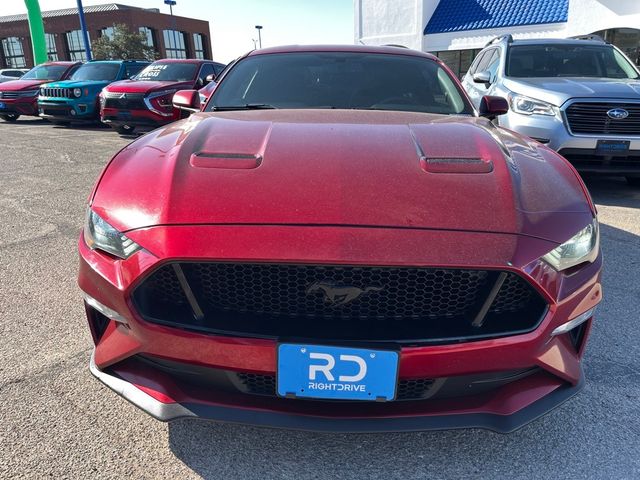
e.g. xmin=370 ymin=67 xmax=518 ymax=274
xmin=420 ymin=157 xmax=493 ymax=174
xmin=190 ymin=152 xmax=263 ymax=169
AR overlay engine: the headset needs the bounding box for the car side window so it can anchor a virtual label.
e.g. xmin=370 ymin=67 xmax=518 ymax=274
xmin=484 ymin=49 xmax=501 ymax=81
xmin=198 ymin=63 xmax=217 ymax=83
xmin=475 ymin=48 xmax=496 ymax=75
xmin=468 ymin=50 xmax=487 ymax=76
xmin=124 ymin=63 xmax=146 ymax=79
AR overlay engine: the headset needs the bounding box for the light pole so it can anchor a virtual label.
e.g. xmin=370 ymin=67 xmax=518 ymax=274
xmin=76 ymin=0 xmax=92 ymax=61
xmin=164 ymin=0 xmax=178 ymax=57
xmin=255 ymin=25 xmax=263 ymax=49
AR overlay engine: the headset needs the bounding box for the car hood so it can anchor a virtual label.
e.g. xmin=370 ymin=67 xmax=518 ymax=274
xmin=0 ymin=79 xmax=49 ymax=91
xmin=43 ymin=79 xmax=112 ymax=89
xmin=504 ymin=76 xmax=640 ymax=106
xmin=104 ymin=79 xmax=193 ymax=95
xmin=92 ymin=110 xmax=593 ymax=244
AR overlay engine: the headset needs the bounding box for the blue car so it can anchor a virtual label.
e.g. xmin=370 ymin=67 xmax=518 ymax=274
xmin=38 ymin=60 xmax=149 ymax=124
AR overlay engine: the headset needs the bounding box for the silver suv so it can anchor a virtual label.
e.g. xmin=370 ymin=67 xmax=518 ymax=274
xmin=462 ymin=35 xmax=640 ymax=186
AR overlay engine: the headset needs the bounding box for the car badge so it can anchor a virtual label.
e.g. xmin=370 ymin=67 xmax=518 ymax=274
xmin=119 ymin=93 xmax=127 ymax=99
xmin=607 ymin=108 xmax=629 ymax=120
xmin=306 ymin=281 xmax=383 ymax=307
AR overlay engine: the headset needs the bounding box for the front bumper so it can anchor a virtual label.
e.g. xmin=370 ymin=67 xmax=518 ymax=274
xmin=499 ymin=108 xmax=640 ymax=175
xmin=90 ymin=351 xmax=585 ymax=433
xmin=79 ymin=225 xmax=602 ymax=432
xmin=0 ymin=97 xmax=38 ymax=116
xmin=101 ymin=106 xmax=178 ymax=128
xmin=38 ymin=98 xmax=98 ymax=121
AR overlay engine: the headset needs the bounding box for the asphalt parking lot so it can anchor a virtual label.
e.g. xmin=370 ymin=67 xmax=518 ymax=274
xmin=1 ymin=117 xmax=639 ymax=479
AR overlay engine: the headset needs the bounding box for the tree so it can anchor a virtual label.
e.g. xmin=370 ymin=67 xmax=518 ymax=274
xmin=92 ymin=24 xmax=158 ymax=61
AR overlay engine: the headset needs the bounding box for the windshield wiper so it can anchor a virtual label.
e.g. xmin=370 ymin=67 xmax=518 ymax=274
xmin=211 ymin=103 xmax=277 ymax=111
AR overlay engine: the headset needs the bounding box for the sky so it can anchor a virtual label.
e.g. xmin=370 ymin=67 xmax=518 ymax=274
xmin=0 ymin=0 xmax=355 ymax=63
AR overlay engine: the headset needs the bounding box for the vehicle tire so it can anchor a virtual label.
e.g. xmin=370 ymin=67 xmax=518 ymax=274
xmin=0 ymin=113 xmax=20 ymax=122
xmin=115 ymin=124 xmax=135 ymax=135
xmin=626 ymin=176 xmax=640 ymax=187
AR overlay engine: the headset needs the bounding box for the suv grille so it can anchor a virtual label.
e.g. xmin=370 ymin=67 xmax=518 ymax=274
xmin=565 ymin=102 xmax=640 ymax=135
xmin=41 ymin=87 xmax=71 ymax=98
xmin=103 ymin=91 xmax=146 ymax=110
xmin=132 ymin=262 xmax=547 ymax=344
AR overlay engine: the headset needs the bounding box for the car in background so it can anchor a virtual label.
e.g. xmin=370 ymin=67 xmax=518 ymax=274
xmin=80 ymin=45 xmax=602 ymax=433
xmin=462 ymin=35 xmax=640 ymax=186
xmin=0 ymin=68 xmax=29 ymax=83
xmin=99 ymin=59 xmax=225 ymax=134
xmin=38 ymin=60 xmax=149 ymax=125
xmin=0 ymin=62 xmax=81 ymax=122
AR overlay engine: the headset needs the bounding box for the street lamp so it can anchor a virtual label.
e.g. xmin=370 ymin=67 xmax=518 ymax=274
xmin=164 ymin=0 xmax=178 ymax=57
xmin=255 ymin=25 xmax=263 ymax=49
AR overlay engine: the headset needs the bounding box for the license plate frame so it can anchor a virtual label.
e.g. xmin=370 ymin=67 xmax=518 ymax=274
xmin=277 ymin=343 xmax=399 ymax=401
xmin=0 ymin=102 xmax=6 ymax=109
xmin=596 ymin=139 xmax=630 ymax=155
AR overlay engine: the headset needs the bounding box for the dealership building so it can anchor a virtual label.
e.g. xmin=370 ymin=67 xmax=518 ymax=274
xmin=355 ymin=0 xmax=640 ymax=77
xmin=0 ymin=3 xmax=211 ymax=69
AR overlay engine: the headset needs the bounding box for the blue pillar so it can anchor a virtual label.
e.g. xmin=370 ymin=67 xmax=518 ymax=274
xmin=76 ymin=0 xmax=92 ymax=61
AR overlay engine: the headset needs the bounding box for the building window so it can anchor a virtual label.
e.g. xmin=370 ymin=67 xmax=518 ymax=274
xmin=66 ymin=30 xmax=91 ymax=62
xmin=163 ymin=30 xmax=187 ymax=59
xmin=139 ymin=27 xmax=155 ymax=48
xmin=45 ymin=33 xmax=58 ymax=61
xmin=101 ymin=27 xmax=115 ymax=40
xmin=193 ymin=33 xmax=206 ymax=59
xmin=1 ymin=37 xmax=26 ymax=68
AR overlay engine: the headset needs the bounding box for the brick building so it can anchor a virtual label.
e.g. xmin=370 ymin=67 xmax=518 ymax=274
xmin=0 ymin=3 xmax=212 ymax=68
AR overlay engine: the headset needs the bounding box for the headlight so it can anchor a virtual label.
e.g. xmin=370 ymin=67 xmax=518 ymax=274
xmin=83 ymin=210 xmax=141 ymax=259
xmin=510 ymin=94 xmax=557 ymax=116
xmin=73 ymin=88 xmax=82 ymax=98
xmin=542 ymin=218 xmax=599 ymax=271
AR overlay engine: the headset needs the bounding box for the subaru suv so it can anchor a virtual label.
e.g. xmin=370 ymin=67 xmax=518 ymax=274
xmin=38 ymin=60 xmax=149 ymax=125
xmin=462 ymin=36 xmax=640 ymax=185
xmin=100 ymin=59 xmax=225 ymax=134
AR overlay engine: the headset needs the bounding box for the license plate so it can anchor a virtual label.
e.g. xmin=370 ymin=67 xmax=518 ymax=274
xmin=596 ymin=139 xmax=630 ymax=154
xmin=0 ymin=102 xmax=6 ymax=109
xmin=277 ymin=344 xmax=399 ymax=401
xmin=117 ymin=110 xmax=132 ymax=119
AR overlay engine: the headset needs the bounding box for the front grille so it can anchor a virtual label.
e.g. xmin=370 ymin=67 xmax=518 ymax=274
xmin=132 ymin=262 xmax=547 ymax=344
xmin=558 ymin=148 xmax=640 ymax=173
xmin=41 ymin=87 xmax=71 ymax=98
xmin=1 ymin=91 xmax=21 ymax=99
xmin=236 ymin=372 xmax=436 ymax=400
xmin=565 ymin=102 xmax=640 ymax=135
xmin=103 ymin=92 xmax=146 ymax=110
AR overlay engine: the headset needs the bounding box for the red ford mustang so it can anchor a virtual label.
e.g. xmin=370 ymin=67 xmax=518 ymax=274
xmin=79 ymin=45 xmax=602 ymax=433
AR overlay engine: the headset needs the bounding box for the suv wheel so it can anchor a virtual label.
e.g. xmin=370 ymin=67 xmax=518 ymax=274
xmin=626 ymin=176 xmax=640 ymax=187
xmin=0 ymin=113 xmax=20 ymax=122
xmin=115 ymin=124 xmax=135 ymax=135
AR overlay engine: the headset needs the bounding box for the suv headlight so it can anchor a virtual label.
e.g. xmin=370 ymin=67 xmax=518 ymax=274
xmin=542 ymin=218 xmax=599 ymax=271
xmin=510 ymin=94 xmax=557 ymax=116
xmin=73 ymin=87 xmax=82 ymax=98
xmin=83 ymin=209 xmax=141 ymax=259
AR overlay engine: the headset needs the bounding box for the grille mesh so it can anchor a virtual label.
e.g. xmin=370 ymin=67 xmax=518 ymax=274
xmin=104 ymin=92 xmax=146 ymax=110
xmin=236 ymin=372 xmax=436 ymax=401
xmin=566 ymin=102 xmax=640 ymax=135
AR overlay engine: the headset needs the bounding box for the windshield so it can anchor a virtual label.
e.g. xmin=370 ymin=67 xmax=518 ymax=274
xmin=21 ymin=64 xmax=69 ymax=81
xmin=209 ymin=52 xmax=473 ymax=114
xmin=70 ymin=63 xmax=121 ymax=81
xmin=507 ymin=44 xmax=639 ymax=79
xmin=135 ymin=62 xmax=198 ymax=82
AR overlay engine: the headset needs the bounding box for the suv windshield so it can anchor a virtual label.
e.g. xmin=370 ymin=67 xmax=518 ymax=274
xmin=507 ymin=44 xmax=639 ymax=79
xmin=209 ymin=52 xmax=473 ymax=114
xmin=136 ymin=62 xmax=198 ymax=82
xmin=70 ymin=63 xmax=121 ymax=81
xmin=21 ymin=64 xmax=69 ymax=81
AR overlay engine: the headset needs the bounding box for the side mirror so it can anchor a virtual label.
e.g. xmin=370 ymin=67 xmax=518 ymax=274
xmin=172 ymin=89 xmax=201 ymax=112
xmin=479 ymin=95 xmax=509 ymax=120
xmin=472 ymin=70 xmax=491 ymax=85
xmin=205 ymin=73 xmax=216 ymax=84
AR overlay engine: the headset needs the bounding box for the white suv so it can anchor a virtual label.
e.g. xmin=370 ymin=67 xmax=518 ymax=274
xmin=0 ymin=68 xmax=28 ymax=83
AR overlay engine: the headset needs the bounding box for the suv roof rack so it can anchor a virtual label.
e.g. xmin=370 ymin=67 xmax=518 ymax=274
xmin=568 ymin=34 xmax=607 ymax=43
xmin=484 ymin=34 xmax=513 ymax=47
xmin=383 ymin=44 xmax=408 ymax=48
